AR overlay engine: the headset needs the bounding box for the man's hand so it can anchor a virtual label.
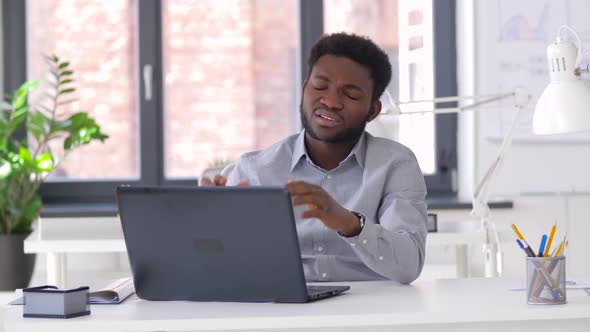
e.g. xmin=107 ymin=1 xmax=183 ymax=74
xmin=199 ymin=175 xmax=249 ymax=187
xmin=286 ymin=180 xmax=362 ymax=237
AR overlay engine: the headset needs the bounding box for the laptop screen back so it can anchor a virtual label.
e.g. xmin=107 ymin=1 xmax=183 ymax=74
xmin=116 ymin=186 xmax=309 ymax=303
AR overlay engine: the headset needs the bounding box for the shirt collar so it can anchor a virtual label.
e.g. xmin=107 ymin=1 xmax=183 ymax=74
xmin=290 ymin=130 xmax=368 ymax=171
xmin=290 ymin=131 xmax=308 ymax=171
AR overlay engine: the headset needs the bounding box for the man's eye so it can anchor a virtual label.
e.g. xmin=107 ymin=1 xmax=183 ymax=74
xmin=313 ymin=86 xmax=328 ymax=90
xmin=346 ymin=94 xmax=359 ymax=100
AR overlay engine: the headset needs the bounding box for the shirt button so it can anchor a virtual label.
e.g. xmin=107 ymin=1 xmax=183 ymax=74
xmin=350 ymin=243 xmax=356 ymax=247
xmin=379 ymin=256 xmax=384 ymax=261
xmin=317 ymin=246 xmax=323 ymax=252
xmin=362 ymin=239 xmax=367 ymax=245
xmin=326 ymin=175 xmax=331 ymax=179
xmin=321 ymin=273 xmax=327 ymax=278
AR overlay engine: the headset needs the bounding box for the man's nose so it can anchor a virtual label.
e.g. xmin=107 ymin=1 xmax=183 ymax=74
xmin=320 ymin=88 xmax=343 ymax=110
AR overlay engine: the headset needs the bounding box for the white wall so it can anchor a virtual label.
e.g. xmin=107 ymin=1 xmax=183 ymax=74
xmin=451 ymin=0 xmax=590 ymax=279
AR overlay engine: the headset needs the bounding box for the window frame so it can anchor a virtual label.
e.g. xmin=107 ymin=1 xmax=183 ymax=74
xmin=2 ymin=0 xmax=457 ymax=211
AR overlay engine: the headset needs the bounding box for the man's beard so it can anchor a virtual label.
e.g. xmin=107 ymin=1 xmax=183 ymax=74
xmin=300 ymin=104 xmax=369 ymax=144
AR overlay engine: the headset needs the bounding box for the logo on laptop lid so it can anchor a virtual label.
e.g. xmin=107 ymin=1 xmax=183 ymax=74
xmin=193 ymin=238 xmax=224 ymax=253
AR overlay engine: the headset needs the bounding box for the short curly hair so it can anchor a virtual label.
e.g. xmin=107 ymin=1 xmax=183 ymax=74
xmin=307 ymin=33 xmax=392 ymax=102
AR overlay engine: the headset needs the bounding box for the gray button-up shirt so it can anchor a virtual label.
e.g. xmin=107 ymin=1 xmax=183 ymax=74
xmin=224 ymin=130 xmax=428 ymax=284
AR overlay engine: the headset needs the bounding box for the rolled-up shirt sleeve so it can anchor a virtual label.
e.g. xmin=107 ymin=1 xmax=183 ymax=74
xmin=342 ymin=159 xmax=428 ymax=284
xmin=222 ymin=153 xmax=258 ymax=185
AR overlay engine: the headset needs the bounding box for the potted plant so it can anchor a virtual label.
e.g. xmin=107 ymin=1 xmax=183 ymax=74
xmin=0 ymin=55 xmax=108 ymax=290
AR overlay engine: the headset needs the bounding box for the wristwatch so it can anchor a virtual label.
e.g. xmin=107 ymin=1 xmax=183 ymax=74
xmin=338 ymin=211 xmax=366 ymax=237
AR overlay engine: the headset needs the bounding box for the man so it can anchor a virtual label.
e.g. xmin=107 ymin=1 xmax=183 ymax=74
xmin=203 ymin=33 xmax=428 ymax=284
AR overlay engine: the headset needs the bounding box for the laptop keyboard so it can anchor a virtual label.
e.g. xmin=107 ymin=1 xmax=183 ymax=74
xmin=306 ymin=285 xmax=344 ymax=299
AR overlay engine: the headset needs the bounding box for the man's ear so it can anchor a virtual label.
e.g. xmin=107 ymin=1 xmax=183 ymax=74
xmin=302 ymin=79 xmax=308 ymax=91
xmin=367 ymin=100 xmax=382 ymax=122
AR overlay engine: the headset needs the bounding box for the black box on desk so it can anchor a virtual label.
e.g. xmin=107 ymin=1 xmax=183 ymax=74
xmin=23 ymin=286 xmax=90 ymax=318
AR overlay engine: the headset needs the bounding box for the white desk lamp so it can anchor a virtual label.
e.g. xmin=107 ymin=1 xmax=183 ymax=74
xmin=378 ymin=25 xmax=590 ymax=277
xmin=533 ymin=26 xmax=590 ymax=134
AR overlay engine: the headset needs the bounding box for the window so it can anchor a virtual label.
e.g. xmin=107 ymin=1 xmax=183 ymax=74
xmin=2 ymin=0 xmax=456 ymax=210
xmin=324 ymin=0 xmax=436 ymax=174
xmin=161 ymin=0 xmax=299 ymax=178
xmin=26 ymin=0 xmax=139 ymax=180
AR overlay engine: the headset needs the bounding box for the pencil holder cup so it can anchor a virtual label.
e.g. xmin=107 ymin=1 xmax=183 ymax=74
xmin=526 ymin=256 xmax=566 ymax=305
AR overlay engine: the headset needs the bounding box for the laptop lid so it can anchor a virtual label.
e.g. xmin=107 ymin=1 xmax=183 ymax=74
xmin=116 ymin=186 xmax=311 ymax=303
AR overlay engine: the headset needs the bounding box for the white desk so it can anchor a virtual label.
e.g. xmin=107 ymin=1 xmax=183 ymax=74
xmin=3 ymin=278 xmax=590 ymax=332
xmin=24 ymin=218 xmax=511 ymax=287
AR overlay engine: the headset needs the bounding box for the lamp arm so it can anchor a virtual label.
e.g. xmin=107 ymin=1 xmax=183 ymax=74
xmin=471 ymin=103 xmax=528 ymax=226
xmin=389 ymin=92 xmax=516 ymax=115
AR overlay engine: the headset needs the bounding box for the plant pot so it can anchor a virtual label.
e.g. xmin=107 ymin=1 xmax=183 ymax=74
xmin=0 ymin=233 xmax=36 ymax=290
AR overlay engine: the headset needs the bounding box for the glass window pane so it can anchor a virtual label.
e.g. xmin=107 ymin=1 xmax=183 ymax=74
xmin=26 ymin=0 xmax=139 ymax=180
xmin=324 ymin=0 xmax=435 ymax=174
xmin=162 ymin=0 xmax=299 ymax=179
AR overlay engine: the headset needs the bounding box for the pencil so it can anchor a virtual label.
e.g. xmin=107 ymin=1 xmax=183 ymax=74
xmin=544 ymin=224 xmax=557 ymax=257
xmin=511 ymin=224 xmax=525 ymax=240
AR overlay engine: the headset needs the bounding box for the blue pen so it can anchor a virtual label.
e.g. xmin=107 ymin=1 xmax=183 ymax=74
xmin=538 ymin=234 xmax=548 ymax=257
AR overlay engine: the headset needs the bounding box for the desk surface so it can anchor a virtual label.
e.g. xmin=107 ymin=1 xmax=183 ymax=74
xmin=3 ymin=278 xmax=590 ymax=332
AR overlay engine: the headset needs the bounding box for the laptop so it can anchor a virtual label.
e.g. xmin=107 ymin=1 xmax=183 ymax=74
xmin=116 ymin=186 xmax=350 ymax=303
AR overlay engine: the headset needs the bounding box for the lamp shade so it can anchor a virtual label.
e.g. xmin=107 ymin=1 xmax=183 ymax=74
xmin=533 ymin=38 xmax=590 ymax=134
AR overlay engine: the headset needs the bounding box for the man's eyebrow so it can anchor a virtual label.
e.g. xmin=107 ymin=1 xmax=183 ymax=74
xmin=313 ymin=74 xmax=330 ymax=82
xmin=313 ymin=74 xmax=365 ymax=93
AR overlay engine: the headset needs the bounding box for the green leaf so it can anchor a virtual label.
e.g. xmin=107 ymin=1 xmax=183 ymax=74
xmin=59 ymin=70 xmax=73 ymax=77
xmin=59 ymin=79 xmax=74 ymax=85
xmin=9 ymin=106 xmax=29 ymax=132
xmin=50 ymin=119 xmax=72 ymax=133
xmin=16 ymin=80 xmax=41 ymax=94
xmin=64 ymin=136 xmax=73 ymax=150
xmin=11 ymin=80 xmax=39 ymax=109
xmin=20 ymin=194 xmax=42 ymax=232
xmin=0 ymin=112 xmax=8 ymax=127
xmin=58 ymin=62 xmax=70 ymax=69
xmin=27 ymin=111 xmax=50 ymax=141
xmin=18 ymin=147 xmax=33 ymax=165
xmin=58 ymin=88 xmax=75 ymax=95
xmin=67 ymin=112 xmax=89 ymax=128
xmin=12 ymin=90 xmax=28 ymax=110
xmin=35 ymin=153 xmax=53 ymax=172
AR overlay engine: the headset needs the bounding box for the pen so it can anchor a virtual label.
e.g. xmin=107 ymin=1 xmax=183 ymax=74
xmin=538 ymin=234 xmax=548 ymax=257
xmin=511 ymin=224 xmax=535 ymax=255
xmin=511 ymin=224 xmax=525 ymax=240
xmin=544 ymin=224 xmax=557 ymax=257
xmin=516 ymin=239 xmax=536 ymax=257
